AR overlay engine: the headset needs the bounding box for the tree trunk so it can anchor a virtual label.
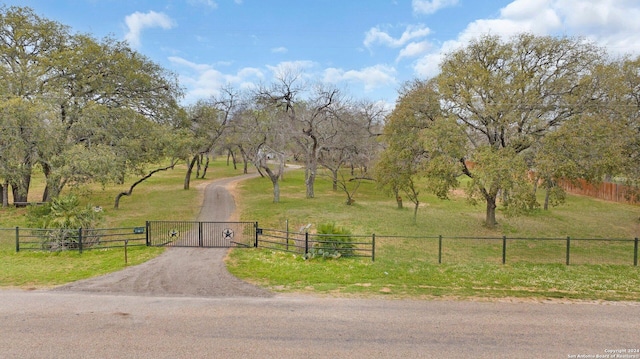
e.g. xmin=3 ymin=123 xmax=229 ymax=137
xmin=239 ymin=148 xmax=248 ymax=174
xmin=1 ymin=181 xmax=8 ymax=207
xmin=11 ymin=171 xmax=31 ymax=206
xmin=485 ymin=195 xmax=498 ymax=228
xmin=195 ymin=154 xmax=202 ymax=178
xmin=331 ymin=168 xmax=338 ymax=191
xmin=272 ymin=177 xmax=280 ymax=203
xmin=228 ymin=149 xmax=238 ymax=170
xmin=305 ymin=154 xmax=317 ymax=198
xmin=184 ymin=156 xmax=199 ymax=190
xmin=200 ymin=156 xmax=210 ymax=179
xmin=262 ymin=166 xmax=281 ymax=203
xmin=305 ymin=168 xmax=315 ymax=198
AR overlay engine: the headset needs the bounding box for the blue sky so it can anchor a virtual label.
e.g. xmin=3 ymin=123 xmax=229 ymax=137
xmin=6 ymin=0 xmax=640 ymax=106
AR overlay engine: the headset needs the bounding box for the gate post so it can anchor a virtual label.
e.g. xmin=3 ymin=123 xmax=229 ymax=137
xmin=198 ymin=222 xmax=203 ymax=247
xmin=371 ymin=233 xmax=375 ymax=262
xmin=304 ymin=232 xmax=309 ymax=255
xmin=15 ymin=226 xmax=19 ymax=252
xmin=566 ymin=236 xmax=571 ymax=265
xmin=502 ymin=236 xmax=507 ymax=264
xmin=145 ymin=221 xmax=150 ymax=246
xmin=253 ymin=222 xmax=258 ymax=248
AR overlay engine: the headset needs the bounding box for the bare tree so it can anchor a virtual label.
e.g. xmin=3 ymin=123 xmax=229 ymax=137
xmin=258 ymin=69 xmax=344 ymax=198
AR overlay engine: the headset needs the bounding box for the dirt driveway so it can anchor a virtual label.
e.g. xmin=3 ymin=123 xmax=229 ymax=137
xmin=54 ymin=173 xmax=272 ymax=298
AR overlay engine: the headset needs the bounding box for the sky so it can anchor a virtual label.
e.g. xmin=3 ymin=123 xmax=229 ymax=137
xmin=6 ymin=0 xmax=640 ymax=107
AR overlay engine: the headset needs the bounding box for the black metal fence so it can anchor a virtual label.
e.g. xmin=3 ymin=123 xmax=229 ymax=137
xmin=3 ymin=224 xmax=639 ymax=266
xmin=373 ymin=235 xmax=640 ymax=266
xmin=256 ymin=228 xmax=375 ymax=260
xmin=11 ymin=227 xmax=147 ymax=253
xmin=146 ymin=221 xmax=257 ymax=248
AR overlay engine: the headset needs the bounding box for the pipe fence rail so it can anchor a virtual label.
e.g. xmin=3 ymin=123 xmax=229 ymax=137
xmin=373 ymin=235 xmax=639 ymax=266
xmin=256 ymin=228 xmax=375 ymax=260
xmin=3 ymin=225 xmax=639 ymax=266
xmin=8 ymin=227 xmax=147 ymax=253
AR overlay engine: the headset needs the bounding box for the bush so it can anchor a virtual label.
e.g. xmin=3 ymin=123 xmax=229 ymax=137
xmin=304 ymin=222 xmax=356 ymax=260
xmin=26 ymin=195 xmax=104 ymax=250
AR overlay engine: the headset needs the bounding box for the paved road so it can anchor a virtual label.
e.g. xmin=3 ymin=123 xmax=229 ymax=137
xmin=1 ymin=290 xmax=638 ymax=358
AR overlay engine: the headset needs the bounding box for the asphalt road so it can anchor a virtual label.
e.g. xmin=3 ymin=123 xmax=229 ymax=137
xmin=0 ymin=290 xmax=638 ymax=358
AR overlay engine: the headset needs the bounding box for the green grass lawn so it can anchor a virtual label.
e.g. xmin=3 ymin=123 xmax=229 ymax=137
xmin=2 ymin=159 xmax=640 ymax=301
xmin=227 ymin=167 xmax=640 ymax=301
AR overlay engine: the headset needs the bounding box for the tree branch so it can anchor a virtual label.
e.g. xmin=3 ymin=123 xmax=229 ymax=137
xmin=114 ymin=160 xmax=178 ymax=209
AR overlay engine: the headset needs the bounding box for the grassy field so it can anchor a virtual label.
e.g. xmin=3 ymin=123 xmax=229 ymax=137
xmin=2 ymin=159 xmax=640 ymax=301
xmin=227 ymin=167 xmax=640 ymax=301
xmin=0 ymin=159 xmax=249 ymax=287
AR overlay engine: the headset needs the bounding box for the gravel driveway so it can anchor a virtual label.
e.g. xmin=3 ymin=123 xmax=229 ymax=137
xmin=54 ymin=172 xmax=272 ymax=298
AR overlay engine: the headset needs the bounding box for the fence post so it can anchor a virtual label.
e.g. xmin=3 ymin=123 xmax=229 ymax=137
xmin=15 ymin=226 xmax=19 ymax=252
xmin=124 ymin=239 xmax=129 ymax=266
xmin=566 ymin=236 xmax=571 ymax=265
xmin=371 ymin=233 xmax=375 ymax=262
xmin=305 ymin=232 xmax=309 ymax=256
xmin=254 ymin=222 xmax=259 ymax=248
xmin=634 ymin=238 xmax=638 ymax=267
xmin=78 ymin=228 xmax=83 ymax=254
xmin=198 ymin=222 xmax=203 ymax=247
xmin=438 ymin=235 xmax=442 ymax=264
xmin=502 ymin=236 xmax=507 ymax=265
xmin=286 ymin=219 xmax=289 ymax=251
xmin=145 ymin=221 xmax=150 ymax=246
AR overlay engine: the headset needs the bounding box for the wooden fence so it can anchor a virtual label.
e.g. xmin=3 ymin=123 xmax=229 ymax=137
xmin=557 ymin=179 xmax=639 ymax=204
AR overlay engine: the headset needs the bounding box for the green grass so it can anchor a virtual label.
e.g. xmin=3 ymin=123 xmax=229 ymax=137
xmin=228 ymin=249 xmax=640 ymax=301
xmin=227 ymin=168 xmax=640 ymax=301
xmin=0 ymin=246 xmax=164 ymax=288
xmin=0 ymin=159 xmax=252 ymax=287
xmin=3 ymin=160 xmax=640 ymax=301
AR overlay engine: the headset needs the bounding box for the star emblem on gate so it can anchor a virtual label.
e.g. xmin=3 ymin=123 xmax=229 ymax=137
xmin=223 ymin=228 xmax=234 ymax=240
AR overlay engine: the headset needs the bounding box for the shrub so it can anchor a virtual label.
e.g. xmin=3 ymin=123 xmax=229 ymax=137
xmin=304 ymin=222 xmax=356 ymax=260
xmin=26 ymin=195 xmax=104 ymax=250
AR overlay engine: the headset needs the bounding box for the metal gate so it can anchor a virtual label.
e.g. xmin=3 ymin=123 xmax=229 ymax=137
xmin=146 ymin=221 xmax=257 ymax=248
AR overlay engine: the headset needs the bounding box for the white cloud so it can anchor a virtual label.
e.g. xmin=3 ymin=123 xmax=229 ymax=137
xmin=271 ymin=46 xmax=288 ymax=54
xmin=187 ymin=0 xmax=218 ymax=8
xmin=396 ymin=41 xmax=431 ymax=62
xmin=169 ymin=56 xmax=264 ymax=103
xmin=124 ymin=11 xmax=175 ymax=48
xmin=323 ymin=65 xmax=397 ymax=92
xmin=412 ymin=0 xmax=640 ymax=79
xmin=412 ymin=0 xmax=459 ymax=15
xmin=364 ymin=24 xmax=431 ymax=49
xmin=266 ymin=61 xmax=317 ymax=80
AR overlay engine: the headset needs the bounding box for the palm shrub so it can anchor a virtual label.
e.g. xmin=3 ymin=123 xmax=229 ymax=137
xmin=27 ymin=195 xmax=104 ymax=250
xmin=304 ymin=222 xmax=356 ymax=259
